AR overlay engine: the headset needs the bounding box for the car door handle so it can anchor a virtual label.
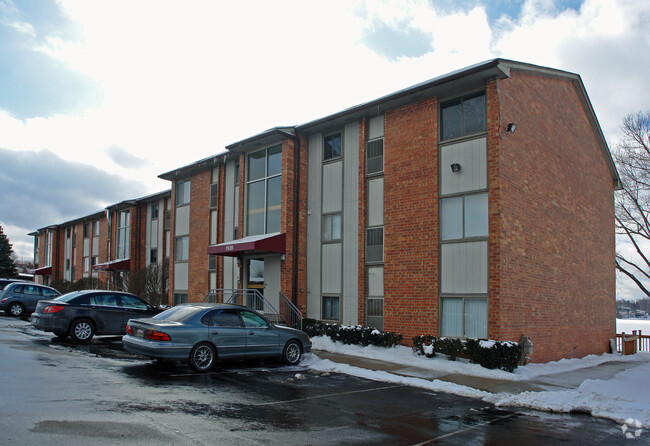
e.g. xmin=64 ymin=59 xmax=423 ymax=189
xmin=248 ymin=331 xmax=255 ymax=335
xmin=211 ymin=331 xmax=219 ymax=335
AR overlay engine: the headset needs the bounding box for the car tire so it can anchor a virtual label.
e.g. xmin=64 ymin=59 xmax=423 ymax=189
xmin=282 ymin=339 xmax=302 ymax=365
xmin=189 ymin=342 xmax=216 ymax=373
xmin=6 ymin=302 xmax=24 ymax=317
xmin=69 ymin=319 xmax=95 ymax=343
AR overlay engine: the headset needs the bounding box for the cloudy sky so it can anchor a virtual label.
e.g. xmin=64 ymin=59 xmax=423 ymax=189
xmin=0 ymin=0 xmax=648 ymax=298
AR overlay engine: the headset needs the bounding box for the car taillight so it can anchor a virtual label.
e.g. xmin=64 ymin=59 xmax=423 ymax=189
xmin=42 ymin=305 xmax=65 ymax=313
xmin=145 ymin=330 xmax=171 ymax=341
xmin=125 ymin=324 xmax=134 ymax=335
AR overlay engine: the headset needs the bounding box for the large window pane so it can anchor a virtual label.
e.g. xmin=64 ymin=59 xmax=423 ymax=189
xmin=247 ymin=181 xmax=265 ymax=236
xmin=441 ymin=297 xmax=463 ymax=337
xmin=463 ymin=93 xmax=486 ymax=135
xmin=248 ymin=150 xmax=266 ymax=181
xmin=322 ymin=296 xmax=340 ymax=320
xmin=464 ymin=193 xmax=488 ymax=237
xmin=441 ymin=197 xmax=463 ymax=240
xmin=323 ymin=214 xmax=341 ymax=242
xmin=464 ymin=298 xmax=488 ymax=338
xmin=267 ymin=144 xmax=282 ymax=176
xmin=441 ymin=99 xmax=462 ymax=140
xmin=266 ymin=176 xmax=281 ymax=233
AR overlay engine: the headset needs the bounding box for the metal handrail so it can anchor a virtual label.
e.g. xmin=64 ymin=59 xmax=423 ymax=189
xmin=279 ymin=291 xmax=303 ymax=330
xmin=203 ymin=288 xmax=295 ymax=327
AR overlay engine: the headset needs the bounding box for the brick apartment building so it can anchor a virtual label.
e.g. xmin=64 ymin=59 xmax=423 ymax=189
xmin=31 ymin=190 xmax=171 ymax=290
xmin=32 ymin=59 xmax=619 ymax=362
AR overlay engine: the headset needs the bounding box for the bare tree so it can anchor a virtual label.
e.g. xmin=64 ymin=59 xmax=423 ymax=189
xmin=615 ymin=111 xmax=650 ymax=297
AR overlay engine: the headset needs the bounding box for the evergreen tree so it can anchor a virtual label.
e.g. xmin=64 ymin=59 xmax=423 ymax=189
xmin=0 ymin=225 xmax=19 ymax=278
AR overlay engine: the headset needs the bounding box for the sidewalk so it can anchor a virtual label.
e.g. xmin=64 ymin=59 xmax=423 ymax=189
xmin=312 ymin=349 xmax=646 ymax=394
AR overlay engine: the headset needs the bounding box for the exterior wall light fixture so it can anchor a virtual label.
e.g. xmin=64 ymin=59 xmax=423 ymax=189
xmin=506 ymin=122 xmax=517 ymax=133
xmin=450 ymin=163 xmax=461 ymax=173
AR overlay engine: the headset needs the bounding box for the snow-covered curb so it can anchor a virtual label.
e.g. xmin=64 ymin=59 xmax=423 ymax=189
xmin=308 ymin=336 xmax=650 ymax=428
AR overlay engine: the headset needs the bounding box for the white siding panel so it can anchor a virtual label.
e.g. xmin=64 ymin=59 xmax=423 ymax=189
xmin=224 ymin=160 xmax=235 ymax=242
xmin=83 ymin=239 xmax=90 ymax=257
xmin=322 ymin=161 xmax=343 ymax=214
xmin=440 ymin=137 xmax=487 ymax=196
xmin=343 ymin=122 xmax=359 ymax=325
xmin=368 ymin=177 xmax=384 ymax=226
xmin=369 ymin=115 xmax=385 ymax=139
xmin=322 ymin=243 xmax=342 ymax=294
xmin=306 ymin=134 xmax=323 ymax=319
xmin=441 ymin=241 xmax=488 ymax=293
xmin=174 ymin=262 xmax=188 ymax=291
xmin=210 ymin=210 xmax=217 ymax=245
xmin=150 ymin=220 xmax=159 ymax=248
xmin=175 ymin=206 xmax=190 ymax=236
xmin=368 ymin=266 xmax=384 ymax=297
xmin=92 ymin=236 xmax=99 ymax=256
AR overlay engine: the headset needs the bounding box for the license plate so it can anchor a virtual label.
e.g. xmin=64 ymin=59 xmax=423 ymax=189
xmin=136 ymin=328 xmax=144 ymax=338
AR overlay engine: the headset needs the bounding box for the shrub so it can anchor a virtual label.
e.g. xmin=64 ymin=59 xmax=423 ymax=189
xmin=303 ymin=318 xmax=402 ymax=348
xmin=412 ymin=335 xmax=437 ymax=358
xmin=414 ymin=335 xmax=522 ymax=372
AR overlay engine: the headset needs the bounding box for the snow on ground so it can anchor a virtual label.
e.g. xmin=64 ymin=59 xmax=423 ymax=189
xmin=305 ymin=333 xmax=650 ymax=428
xmin=617 ymin=318 xmax=650 ymax=334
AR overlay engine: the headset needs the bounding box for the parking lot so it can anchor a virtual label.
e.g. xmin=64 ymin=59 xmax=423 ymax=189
xmin=0 ymin=315 xmax=632 ymax=445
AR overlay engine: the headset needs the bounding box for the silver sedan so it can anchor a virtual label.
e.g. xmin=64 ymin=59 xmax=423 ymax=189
xmin=123 ymin=303 xmax=311 ymax=372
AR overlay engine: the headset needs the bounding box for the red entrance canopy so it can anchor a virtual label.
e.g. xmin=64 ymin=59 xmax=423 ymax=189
xmin=92 ymin=258 xmax=130 ymax=271
xmin=33 ymin=266 xmax=52 ymax=275
xmin=207 ymin=232 xmax=286 ymax=257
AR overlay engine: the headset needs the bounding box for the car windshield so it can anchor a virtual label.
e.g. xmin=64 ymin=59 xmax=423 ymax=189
xmin=54 ymin=292 xmax=82 ymax=303
xmin=153 ymin=306 xmax=203 ymax=322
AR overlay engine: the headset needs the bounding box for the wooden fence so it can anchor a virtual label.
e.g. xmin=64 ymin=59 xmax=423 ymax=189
xmin=616 ymin=330 xmax=650 ymax=354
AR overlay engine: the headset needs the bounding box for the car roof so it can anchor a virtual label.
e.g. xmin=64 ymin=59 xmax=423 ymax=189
xmin=174 ymin=303 xmax=250 ymax=310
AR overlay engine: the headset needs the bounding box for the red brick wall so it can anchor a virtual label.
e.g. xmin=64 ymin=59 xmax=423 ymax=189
xmin=188 ymin=169 xmax=211 ymax=302
xmin=495 ymin=70 xmax=616 ymax=362
xmin=383 ymin=97 xmax=439 ymax=342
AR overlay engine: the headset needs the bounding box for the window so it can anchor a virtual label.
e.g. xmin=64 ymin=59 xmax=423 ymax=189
xmin=116 ymin=210 xmax=130 ymax=259
xmin=246 ymin=144 xmax=281 ymax=236
xmin=83 ymin=222 xmax=89 ymax=238
xmin=322 ymin=213 xmax=341 ymax=242
xmin=83 ymin=256 xmax=89 ymax=273
xmin=46 ymin=231 xmax=53 ymax=265
xmin=440 ymin=92 xmax=486 ymax=141
xmin=120 ymin=295 xmax=148 ymax=309
xmin=176 ymin=180 xmax=191 ymax=206
xmin=322 ymin=296 xmax=340 ymax=321
xmin=210 ymin=309 xmax=242 ymax=327
xmin=175 ymin=236 xmax=189 ymax=261
xmin=440 ymin=297 xmax=487 ymax=338
xmin=164 ymin=210 xmax=171 ymax=231
xmin=210 ymin=183 xmax=218 ymax=208
xmin=240 ymin=310 xmax=269 ymax=328
xmin=150 ymin=248 xmax=158 ymax=264
xmin=366 ymin=138 xmax=384 ymax=175
xmin=366 ymin=227 xmax=384 ymax=263
xmin=91 ymin=256 xmax=98 ymax=267
xmin=151 ymin=203 xmax=159 ymax=219
xmin=90 ymin=294 xmax=118 ymax=307
xmin=173 ymin=293 xmax=188 ymax=305
xmin=92 ymin=220 xmax=100 ymax=237
xmin=208 ymin=255 xmax=216 ymax=271
xmin=441 ymin=193 xmax=488 ymax=240
xmin=324 ymin=133 xmax=342 ymax=161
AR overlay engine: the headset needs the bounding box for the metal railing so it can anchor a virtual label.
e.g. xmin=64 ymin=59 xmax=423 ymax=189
xmin=203 ymin=289 xmax=303 ymax=330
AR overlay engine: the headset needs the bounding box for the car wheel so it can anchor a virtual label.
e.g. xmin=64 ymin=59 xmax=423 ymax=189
xmin=6 ymin=302 xmax=24 ymax=317
xmin=189 ymin=342 xmax=216 ymax=372
xmin=282 ymin=340 xmax=302 ymax=365
xmin=69 ymin=319 xmax=95 ymax=343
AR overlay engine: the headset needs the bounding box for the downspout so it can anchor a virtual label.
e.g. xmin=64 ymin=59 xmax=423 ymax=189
xmin=291 ymin=133 xmax=301 ymax=307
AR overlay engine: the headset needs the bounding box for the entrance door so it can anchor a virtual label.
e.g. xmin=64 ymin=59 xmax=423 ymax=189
xmin=263 ymin=256 xmax=281 ymax=313
xmin=246 ymin=258 xmax=264 ymax=311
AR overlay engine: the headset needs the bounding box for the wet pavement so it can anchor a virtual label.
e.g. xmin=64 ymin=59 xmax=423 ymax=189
xmin=0 ymin=315 xmax=640 ymax=445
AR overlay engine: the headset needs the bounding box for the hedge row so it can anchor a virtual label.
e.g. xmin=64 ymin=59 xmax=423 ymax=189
xmin=303 ymin=318 xmax=403 ymax=347
xmin=413 ymin=335 xmax=521 ymax=372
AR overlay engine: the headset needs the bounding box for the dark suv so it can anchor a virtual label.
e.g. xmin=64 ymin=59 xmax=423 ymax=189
xmin=0 ymin=278 xmax=27 ymax=290
xmin=0 ymin=283 xmax=61 ymax=317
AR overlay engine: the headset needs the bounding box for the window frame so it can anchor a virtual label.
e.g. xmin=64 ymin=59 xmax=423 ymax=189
xmin=176 ymin=180 xmax=191 ymax=206
xmin=440 ymin=91 xmax=487 ymax=142
xmin=323 ymin=132 xmax=342 ymax=162
xmin=440 ymin=191 xmax=489 ymax=242
xmin=321 ymin=295 xmax=340 ymax=322
xmin=322 ymin=213 xmax=342 ymax=243
xmin=245 ymin=144 xmax=282 ymax=236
